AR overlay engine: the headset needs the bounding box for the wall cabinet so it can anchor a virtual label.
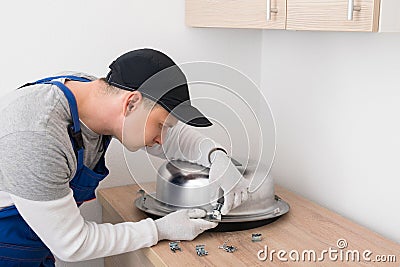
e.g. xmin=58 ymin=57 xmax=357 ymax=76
xmin=286 ymin=0 xmax=380 ymax=31
xmin=186 ymin=0 xmax=286 ymax=29
xmin=186 ymin=0 xmax=400 ymax=32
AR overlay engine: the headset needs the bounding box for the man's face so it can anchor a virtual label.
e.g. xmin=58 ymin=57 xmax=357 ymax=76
xmin=144 ymin=105 xmax=178 ymax=147
xmin=122 ymin=100 xmax=178 ymax=152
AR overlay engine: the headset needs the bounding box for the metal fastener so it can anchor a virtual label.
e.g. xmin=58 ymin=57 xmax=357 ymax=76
xmin=218 ymin=240 xmax=237 ymax=253
xmin=169 ymin=241 xmax=182 ymax=253
xmin=251 ymin=233 xmax=262 ymax=242
xmin=195 ymin=244 xmax=208 ymax=256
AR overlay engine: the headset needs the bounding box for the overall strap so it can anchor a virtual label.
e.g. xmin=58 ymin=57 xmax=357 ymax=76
xmin=20 ymin=75 xmax=92 ymax=170
xmin=45 ymin=80 xmax=84 ymax=170
xmin=46 ymin=81 xmax=81 ymax=135
xmin=18 ymin=75 xmax=91 ymax=88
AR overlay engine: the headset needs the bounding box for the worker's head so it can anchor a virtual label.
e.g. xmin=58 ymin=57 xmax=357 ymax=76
xmin=104 ymin=48 xmax=212 ymax=151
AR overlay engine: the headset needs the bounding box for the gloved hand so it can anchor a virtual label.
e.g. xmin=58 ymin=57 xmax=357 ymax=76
xmin=155 ymin=209 xmax=218 ymax=241
xmin=208 ymin=150 xmax=250 ymax=215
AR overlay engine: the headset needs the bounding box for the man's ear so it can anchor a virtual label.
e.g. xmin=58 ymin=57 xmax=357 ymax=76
xmin=124 ymin=91 xmax=143 ymax=115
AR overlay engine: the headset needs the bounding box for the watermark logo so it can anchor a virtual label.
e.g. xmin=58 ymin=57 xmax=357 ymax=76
xmin=336 ymin=238 xmax=348 ymax=249
xmin=257 ymin=238 xmax=397 ymax=263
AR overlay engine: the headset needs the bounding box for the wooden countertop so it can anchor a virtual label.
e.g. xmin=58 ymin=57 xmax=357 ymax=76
xmin=98 ymin=184 xmax=399 ymax=266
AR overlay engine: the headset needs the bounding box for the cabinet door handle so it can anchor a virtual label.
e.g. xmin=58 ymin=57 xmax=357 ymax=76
xmin=266 ymin=0 xmax=278 ymax=21
xmin=347 ymin=0 xmax=361 ymax=20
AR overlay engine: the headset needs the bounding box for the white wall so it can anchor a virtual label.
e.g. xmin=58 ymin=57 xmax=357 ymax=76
xmin=260 ymin=30 xmax=400 ymax=243
xmin=0 ymin=1 xmax=262 ymax=266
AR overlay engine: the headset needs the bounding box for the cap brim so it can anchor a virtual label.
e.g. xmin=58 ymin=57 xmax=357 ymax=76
xmin=168 ymin=104 xmax=212 ymax=127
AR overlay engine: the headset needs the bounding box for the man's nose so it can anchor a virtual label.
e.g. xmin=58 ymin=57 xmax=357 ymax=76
xmin=155 ymin=127 xmax=169 ymax=145
xmin=154 ymin=135 xmax=162 ymax=145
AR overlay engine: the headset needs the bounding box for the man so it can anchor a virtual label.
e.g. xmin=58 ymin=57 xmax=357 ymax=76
xmin=0 ymin=48 xmax=249 ymax=266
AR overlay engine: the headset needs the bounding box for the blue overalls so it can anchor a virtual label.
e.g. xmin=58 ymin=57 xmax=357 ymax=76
xmin=0 ymin=76 xmax=110 ymax=266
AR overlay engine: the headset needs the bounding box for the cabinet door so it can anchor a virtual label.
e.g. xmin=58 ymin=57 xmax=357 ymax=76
xmin=186 ymin=0 xmax=286 ymax=29
xmin=286 ymin=0 xmax=381 ymax=32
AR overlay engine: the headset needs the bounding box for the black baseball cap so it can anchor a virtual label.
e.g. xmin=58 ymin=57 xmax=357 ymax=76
xmin=106 ymin=48 xmax=212 ymax=127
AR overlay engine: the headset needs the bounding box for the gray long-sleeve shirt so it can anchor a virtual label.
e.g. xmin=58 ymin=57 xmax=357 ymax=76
xmin=0 ymin=72 xmax=104 ymax=201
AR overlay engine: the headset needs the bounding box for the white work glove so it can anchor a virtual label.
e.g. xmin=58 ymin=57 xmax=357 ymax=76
xmin=155 ymin=209 xmax=218 ymax=241
xmin=209 ymin=150 xmax=250 ymax=215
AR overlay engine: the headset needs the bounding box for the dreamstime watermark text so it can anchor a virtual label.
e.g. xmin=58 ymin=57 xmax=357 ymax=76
xmin=257 ymin=238 xmax=397 ymax=263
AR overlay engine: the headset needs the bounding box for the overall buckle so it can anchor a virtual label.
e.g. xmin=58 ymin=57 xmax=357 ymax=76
xmin=68 ymin=124 xmax=84 ymax=151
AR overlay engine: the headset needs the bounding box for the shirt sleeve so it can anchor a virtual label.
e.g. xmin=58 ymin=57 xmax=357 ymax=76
xmin=10 ymin=189 xmax=158 ymax=262
xmin=0 ymin=131 xmax=73 ymax=201
xmin=144 ymin=121 xmax=223 ymax=167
